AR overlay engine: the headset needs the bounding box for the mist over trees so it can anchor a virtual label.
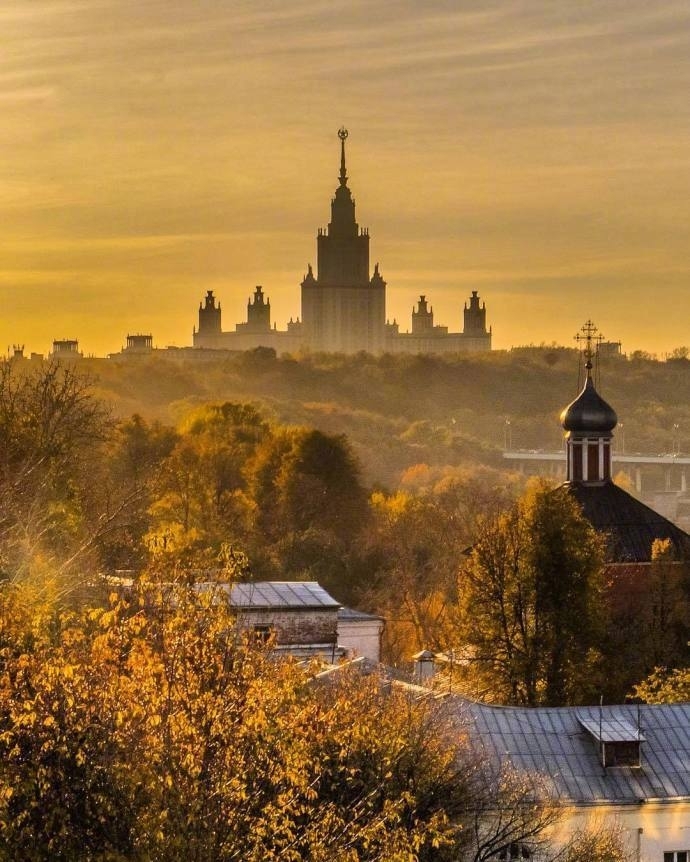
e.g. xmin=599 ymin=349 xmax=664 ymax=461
xmin=78 ymin=347 xmax=690 ymax=488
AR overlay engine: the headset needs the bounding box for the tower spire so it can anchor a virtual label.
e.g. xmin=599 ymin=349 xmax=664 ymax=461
xmin=338 ymin=127 xmax=348 ymax=186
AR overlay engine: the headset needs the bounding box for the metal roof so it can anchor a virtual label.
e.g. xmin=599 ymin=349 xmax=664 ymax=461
xmin=457 ymin=699 xmax=690 ymax=804
xmin=337 ymin=606 xmax=383 ymax=622
xmin=577 ymin=715 xmax=646 ymax=744
xmin=227 ymin=581 xmax=341 ymax=610
xmin=561 ymin=482 xmax=690 ymax=563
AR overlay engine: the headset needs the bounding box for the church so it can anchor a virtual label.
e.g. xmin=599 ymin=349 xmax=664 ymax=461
xmin=193 ymin=130 xmax=492 ymax=355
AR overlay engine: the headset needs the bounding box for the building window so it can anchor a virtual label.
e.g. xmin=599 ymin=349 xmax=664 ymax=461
xmin=253 ymin=625 xmax=273 ymax=645
xmin=498 ymin=843 xmax=531 ymax=859
xmin=664 ymin=853 xmax=688 ymax=862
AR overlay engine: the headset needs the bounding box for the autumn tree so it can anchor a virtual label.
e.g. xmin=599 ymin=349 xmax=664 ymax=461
xmin=147 ymin=402 xmax=268 ymax=553
xmin=0 ymin=361 xmax=110 ymax=584
xmin=455 ymin=481 xmax=607 ymax=706
xmin=0 ymin=568 xmax=485 ymax=862
xmin=631 ymin=666 xmax=690 ymax=703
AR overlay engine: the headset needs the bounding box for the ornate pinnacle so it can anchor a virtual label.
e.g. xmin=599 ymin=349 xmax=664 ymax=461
xmin=338 ymin=127 xmax=348 ymax=186
xmin=575 ymin=320 xmax=604 ymax=374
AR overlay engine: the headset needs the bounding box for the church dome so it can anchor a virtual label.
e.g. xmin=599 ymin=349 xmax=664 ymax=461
xmin=560 ymin=375 xmax=617 ymax=434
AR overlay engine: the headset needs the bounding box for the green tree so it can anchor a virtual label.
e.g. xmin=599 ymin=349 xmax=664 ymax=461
xmin=148 ymin=402 xmax=268 ymax=552
xmin=455 ymin=481 xmax=607 ymax=706
xmin=249 ymin=428 xmax=369 ymax=597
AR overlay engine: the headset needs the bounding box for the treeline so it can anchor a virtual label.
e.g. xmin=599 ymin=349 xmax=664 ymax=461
xmin=63 ymin=346 xmax=690 ymax=488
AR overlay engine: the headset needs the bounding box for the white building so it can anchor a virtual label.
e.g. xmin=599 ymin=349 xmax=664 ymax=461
xmin=458 ymin=698 xmax=690 ymax=861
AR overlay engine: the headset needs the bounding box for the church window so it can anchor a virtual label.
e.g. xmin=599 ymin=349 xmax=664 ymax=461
xmin=588 ymin=442 xmax=599 ymax=481
xmin=572 ymin=443 xmax=583 ymax=481
xmin=664 ymin=853 xmax=688 ymax=862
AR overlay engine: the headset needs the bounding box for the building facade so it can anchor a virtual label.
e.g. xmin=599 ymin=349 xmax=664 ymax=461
xmin=193 ymin=130 xmax=492 ymax=355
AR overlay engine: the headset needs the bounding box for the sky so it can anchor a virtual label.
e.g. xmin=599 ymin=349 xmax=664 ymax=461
xmin=2 ymin=0 xmax=690 ymax=356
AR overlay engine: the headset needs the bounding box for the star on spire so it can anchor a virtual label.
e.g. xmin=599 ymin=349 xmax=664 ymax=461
xmin=338 ymin=127 xmax=348 ymax=186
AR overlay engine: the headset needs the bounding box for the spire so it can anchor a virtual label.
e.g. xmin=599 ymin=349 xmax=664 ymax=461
xmin=338 ymin=127 xmax=348 ymax=186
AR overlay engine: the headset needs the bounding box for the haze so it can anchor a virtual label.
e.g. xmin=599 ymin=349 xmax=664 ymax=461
xmin=2 ymin=0 xmax=689 ymax=356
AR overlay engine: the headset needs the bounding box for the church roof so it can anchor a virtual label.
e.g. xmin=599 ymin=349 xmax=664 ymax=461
xmin=456 ymin=698 xmax=690 ymax=804
xmin=560 ymin=374 xmax=617 ymax=435
xmin=560 ymin=481 xmax=690 ymax=563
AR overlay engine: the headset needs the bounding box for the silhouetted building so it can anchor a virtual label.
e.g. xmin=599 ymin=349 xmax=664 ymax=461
xmin=193 ymin=130 xmax=492 ymax=355
xmin=197 ymin=290 xmax=222 ymax=340
xmin=122 ymin=334 xmax=153 ymax=354
xmin=236 ymin=286 xmax=271 ymax=335
xmin=301 ymin=128 xmax=386 ymax=353
xmin=51 ymin=339 xmax=81 ymax=359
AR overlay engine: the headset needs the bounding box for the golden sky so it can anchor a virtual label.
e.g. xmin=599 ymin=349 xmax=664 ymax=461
xmin=2 ymin=0 xmax=690 ymax=356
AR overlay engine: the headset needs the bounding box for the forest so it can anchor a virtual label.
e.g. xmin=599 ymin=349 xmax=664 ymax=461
xmin=0 ymin=353 xmax=687 ymax=858
xmin=82 ymin=346 xmax=690 ymax=488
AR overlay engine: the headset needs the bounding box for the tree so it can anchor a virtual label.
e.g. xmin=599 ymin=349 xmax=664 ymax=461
xmin=604 ymin=539 xmax=690 ymax=700
xmin=0 ymin=361 xmax=110 ymax=584
xmin=147 ymin=402 xmax=268 ymax=553
xmin=0 ymin=570 xmax=484 ymax=861
xmin=454 ymin=481 xmax=607 ymax=706
xmin=248 ymin=428 xmax=369 ymax=597
xmin=631 ymin=667 xmax=690 ymax=703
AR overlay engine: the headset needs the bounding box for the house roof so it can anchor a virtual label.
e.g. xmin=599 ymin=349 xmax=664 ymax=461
xmin=457 ymin=698 xmax=690 ymax=804
xmin=226 ymin=581 xmax=341 ymax=610
xmin=337 ymin=606 xmax=384 ymax=622
xmin=560 ymin=481 xmax=690 ymax=563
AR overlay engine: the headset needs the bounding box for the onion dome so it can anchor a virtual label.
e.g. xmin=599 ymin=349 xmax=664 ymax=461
xmin=560 ymin=374 xmax=617 ymax=434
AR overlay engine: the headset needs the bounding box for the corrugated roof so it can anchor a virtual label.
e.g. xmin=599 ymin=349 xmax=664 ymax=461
xmin=457 ymin=699 xmax=690 ymax=804
xmin=560 ymin=482 xmax=690 ymax=563
xmin=228 ymin=581 xmax=341 ymax=610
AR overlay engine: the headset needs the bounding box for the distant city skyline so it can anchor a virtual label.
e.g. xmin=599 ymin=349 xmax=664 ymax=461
xmin=2 ymin=1 xmax=690 ymax=356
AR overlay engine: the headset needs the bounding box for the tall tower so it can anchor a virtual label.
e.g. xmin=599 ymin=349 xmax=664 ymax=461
xmin=560 ymin=321 xmax=617 ymax=484
xmin=463 ymin=291 xmax=488 ymax=337
xmin=412 ymin=296 xmax=434 ymax=335
xmin=245 ymin=286 xmax=271 ymax=333
xmin=301 ymin=129 xmax=386 ymax=353
xmin=197 ymin=290 xmax=222 ymax=337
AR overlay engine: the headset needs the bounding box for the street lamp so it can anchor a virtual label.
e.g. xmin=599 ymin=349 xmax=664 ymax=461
xmin=504 ymin=419 xmax=512 ymax=451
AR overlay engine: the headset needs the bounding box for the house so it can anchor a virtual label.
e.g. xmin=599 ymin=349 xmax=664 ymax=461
xmin=221 ymin=581 xmax=384 ymax=663
xmin=456 ymin=697 xmax=690 ymax=860
xmin=106 ymin=576 xmax=384 ymax=663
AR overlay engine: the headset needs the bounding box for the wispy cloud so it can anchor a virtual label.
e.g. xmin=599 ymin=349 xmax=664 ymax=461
xmin=1 ymin=0 xmax=689 ymax=353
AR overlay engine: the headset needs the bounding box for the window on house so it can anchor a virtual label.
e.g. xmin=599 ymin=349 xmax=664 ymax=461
xmin=253 ymin=624 xmax=273 ymax=644
xmin=498 ymin=843 xmax=531 ymax=859
xmin=664 ymin=853 xmax=688 ymax=862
